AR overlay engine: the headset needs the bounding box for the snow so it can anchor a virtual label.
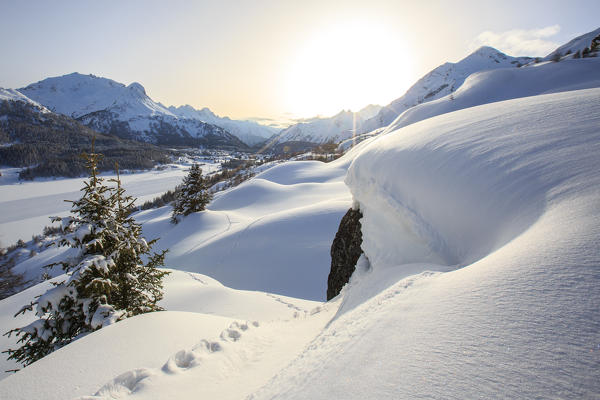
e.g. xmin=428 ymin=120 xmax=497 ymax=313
xmin=544 ymin=27 xmax=600 ymax=60
xmin=138 ymin=158 xmax=352 ymax=300
xmin=272 ymin=104 xmax=382 ymax=145
xmin=0 ymin=88 xmax=49 ymax=112
xmin=168 ymin=105 xmax=279 ymax=145
xmin=1 ymin=32 xmax=600 ymax=400
xmin=0 ymin=269 xmax=326 ymax=399
xmin=249 ymin=88 xmax=600 ymax=399
xmin=0 ymin=164 xmax=213 ymax=245
xmin=359 ymin=46 xmax=532 ymax=135
xmin=384 ymin=57 xmax=600 ymax=134
xmin=16 ymin=73 xmax=276 ymax=146
xmin=2 ymin=87 xmax=596 ymax=399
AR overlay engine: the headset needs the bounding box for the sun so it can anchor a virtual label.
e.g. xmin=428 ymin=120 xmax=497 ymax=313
xmin=285 ymin=20 xmax=414 ymax=118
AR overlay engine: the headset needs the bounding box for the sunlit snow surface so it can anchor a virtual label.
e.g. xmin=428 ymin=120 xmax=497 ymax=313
xmin=251 ymin=88 xmax=600 ymax=399
xmin=0 ymin=88 xmax=599 ymax=399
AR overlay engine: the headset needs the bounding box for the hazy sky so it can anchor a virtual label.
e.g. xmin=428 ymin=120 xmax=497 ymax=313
xmin=0 ymin=0 xmax=597 ymax=121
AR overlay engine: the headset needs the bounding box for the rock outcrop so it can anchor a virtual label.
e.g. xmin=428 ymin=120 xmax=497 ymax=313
xmin=327 ymin=208 xmax=363 ymax=300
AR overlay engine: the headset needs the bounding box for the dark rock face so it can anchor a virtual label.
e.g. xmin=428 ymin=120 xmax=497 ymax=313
xmin=327 ymin=208 xmax=363 ymax=300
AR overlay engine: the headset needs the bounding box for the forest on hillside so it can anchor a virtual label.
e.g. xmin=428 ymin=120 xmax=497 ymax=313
xmin=0 ymin=101 xmax=172 ymax=179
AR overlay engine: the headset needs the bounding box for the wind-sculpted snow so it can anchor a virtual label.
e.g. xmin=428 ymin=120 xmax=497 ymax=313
xmin=250 ymin=88 xmax=600 ymax=399
xmin=359 ymin=46 xmax=532 ymax=135
xmin=384 ymin=57 xmax=600 ymax=134
xmin=138 ymin=160 xmax=353 ymax=300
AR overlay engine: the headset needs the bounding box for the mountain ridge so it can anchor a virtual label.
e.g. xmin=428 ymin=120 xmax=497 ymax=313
xmin=17 ymin=73 xmax=273 ymax=147
xmin=268 ymin=46 xmax=531 ymax=149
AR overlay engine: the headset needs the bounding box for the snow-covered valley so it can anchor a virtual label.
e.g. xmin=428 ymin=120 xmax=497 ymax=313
xmin=1 ymin=27 xmax=600 ymax=400
xmin=1 ymin=85 xmax=599 ymax=398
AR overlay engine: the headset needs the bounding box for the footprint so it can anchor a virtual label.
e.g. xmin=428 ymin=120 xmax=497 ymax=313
xmin=162 ymin=350 xmax=199 ymax=373
xmin=91 ymin=368 xmax=155 ymax=397
xmin=193 ymin=339 xmax=222 ymax=353
xmin=81 ymin=320 xmax=261 ymax=398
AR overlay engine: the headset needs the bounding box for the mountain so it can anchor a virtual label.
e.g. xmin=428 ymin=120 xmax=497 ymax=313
xmin=168 ymin=105 xmax=279 ymax=146
xmin=359 ymin=46 xmax=532 ymax=134
xmin=0 ymin=95 xmax=171 ymax=179
xmin=268 ymin=47 xmax=529 ymax=149
xmin=269 ymin=104 xmax=382 ymax=149
xmin=383 ymin=56 xmax=600 ymax=134
xmin=18 ymin=73 xmax=249 ymax=149
xmin=0 ymin=88 xmax=48 ymax=112
xmin=544 ymin=26 xmax=600 ymax=60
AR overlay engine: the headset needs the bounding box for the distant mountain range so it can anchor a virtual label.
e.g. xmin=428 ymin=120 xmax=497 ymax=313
xmin=2 ymin=27 xmax=598 ymax=154
xmin=267 ymin=27 xmax=600 ymax=150
xmin=266 ymin=47 xmax=532 ymax=150
xmin=273 ymin=105 xmax=382 ymax=145
xmin=6 ymin=73 xmax=277 ymax=148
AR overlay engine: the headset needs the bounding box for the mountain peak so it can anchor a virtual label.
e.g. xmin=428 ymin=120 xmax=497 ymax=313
xmin=127 ymin=82 xmax=146 ymax=96
xmin=471 ymin=45 xmax=502 ymax=55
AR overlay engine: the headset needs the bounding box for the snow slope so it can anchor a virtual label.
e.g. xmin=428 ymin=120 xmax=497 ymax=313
xmin=138 ymin=158 xmax=353 ymax=300
xmin=250 ymin=88 xmax=600 ymax=399
xmin=0 ymin=88 xmax=49 ymax=112
xmin=359 ymin=46 xmax=532 ymax=134
xmin=19 ymin=73 xmax=174 ymax=119
xmin=0 ymin=269 xmax=324 ymax=398
xmin=1 ymin=156 xmax=352 ymax=300
xmin=0 ymin=88 xmax=598 ymax=399
xmin=544 ymin=26 xmax=600 ymax=60
xmin=383 ymin=57 xmax=600 ymax=134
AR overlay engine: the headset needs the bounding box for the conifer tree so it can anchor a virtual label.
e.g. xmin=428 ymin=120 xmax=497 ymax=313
xmin=4 ymin=146 xmax=169 ymax=367
xmin=171 ymin=163 xmax=212 ymax=224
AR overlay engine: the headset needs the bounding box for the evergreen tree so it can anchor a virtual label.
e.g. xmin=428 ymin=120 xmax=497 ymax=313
xmin=4 ymin=147 xmax=169 ymax=367
xmin=171 ymin=163 xmax=212 ymax=224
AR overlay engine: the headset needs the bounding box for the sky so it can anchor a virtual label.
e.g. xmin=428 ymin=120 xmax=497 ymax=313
xmin=0 ymin=0 xmax=598 ymax=122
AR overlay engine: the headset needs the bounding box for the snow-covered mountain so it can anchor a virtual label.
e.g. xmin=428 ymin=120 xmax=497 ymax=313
xmin=544 ymin=26 xmax=600 ymax=60
xmin=0 ymin=88 xmax=49 ymax=112
xmin=269 ymin=46 xmax=529 ymax=148
xmin=18 ymin=73 xmax=262 ymax=148
xmin=359 ymin=46 xmax=532 ymax=134
xmin=168 ymin=105 xmax=279 ymax=146
xmin=271 ymin=104 xmax=383 ymax=146
xmin=19 ymin=73 xmax=174 ymax=119
xmin=383 ymin=56 xmax=600 ymax=134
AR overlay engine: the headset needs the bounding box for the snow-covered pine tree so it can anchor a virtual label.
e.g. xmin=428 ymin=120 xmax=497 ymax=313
xmin=171 ymin=163 xmax=212 ymax=224
xmin=4 ymin=149 xmax=169 ymax=368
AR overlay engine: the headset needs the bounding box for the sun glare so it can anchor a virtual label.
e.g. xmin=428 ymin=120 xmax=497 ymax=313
xmin=285 ymin=20 xmax=414 ymax=118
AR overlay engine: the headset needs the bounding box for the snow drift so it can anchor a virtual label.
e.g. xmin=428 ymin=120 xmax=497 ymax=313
xmin=250 ymin=88 xmax=600 ymax=399
xmin=384 ymin=57 xmax=600 ymax=134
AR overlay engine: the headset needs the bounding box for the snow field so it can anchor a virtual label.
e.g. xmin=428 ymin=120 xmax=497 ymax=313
xmin=138 ymin=159 xmax=353 ymax=300
xmin=1 ymin=49 xmax=599 ymax=399
xmin=249 ymin=88 xmax=600 ymax=399
xmin=0 ymin=269 xmax=326 ymax=399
